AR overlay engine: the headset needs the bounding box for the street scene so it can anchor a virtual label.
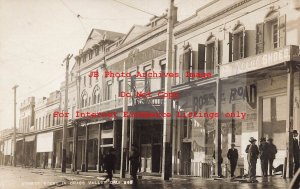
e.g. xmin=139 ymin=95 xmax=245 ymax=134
xmin=1 ymin=0 xmax=300 ymax=188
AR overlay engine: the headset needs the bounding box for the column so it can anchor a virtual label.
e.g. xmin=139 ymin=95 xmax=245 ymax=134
xmin=72 ymin=124 xmax=78 ymax=172
xmin=97 ymin=123 xmax=102 ymax=173
xmin=84 ymin=126 xmax=89 ymax=172
xmin=285 ymin=62 xmax=294 ymax=178
xmin=120 ymin=62 xmax=129 ymax=178
xmin=172 ymin=101 xmax=179 ymax=175
xmin=215 ymin=78 xmax=222 ymax=177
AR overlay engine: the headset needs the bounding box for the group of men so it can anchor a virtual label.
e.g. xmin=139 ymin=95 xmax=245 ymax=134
xmin=102 ymin=144 xmax=141 ymax=185
xmin=227 ymin=130 xmax=299 ymax=183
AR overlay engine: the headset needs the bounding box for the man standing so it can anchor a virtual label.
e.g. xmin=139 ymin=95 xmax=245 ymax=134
xmin=227 ymin=143 xmax=238 ymax=178
xmin=129 ymin=145 xmax=140 ymax=182
xmin=267 ymin=138 xmax=277 ymax=176
xmin=292 ymin=130 xmax=299 ymax=174
xmin=246 ymin=137 xmax=259 ymax=183
xmin=213 ymin=149 xmax=223 ymax=177
xmin=103 ymin=148 xmax=116 ymax=182
xmin=259 ymin=137 xmax=269 ymax=177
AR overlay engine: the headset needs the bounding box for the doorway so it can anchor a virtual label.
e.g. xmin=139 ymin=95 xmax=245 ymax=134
xmin=151 ymin=144 xmax=161 ymax=172
xmin=261 ymin=95 xmax=287 ymax=165
xmin=182 ymin=142 xmax=191 ymax=175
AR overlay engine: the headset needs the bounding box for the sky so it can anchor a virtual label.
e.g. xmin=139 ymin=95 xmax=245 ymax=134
xmin=0 ymin=0 xmax=210 ymax=130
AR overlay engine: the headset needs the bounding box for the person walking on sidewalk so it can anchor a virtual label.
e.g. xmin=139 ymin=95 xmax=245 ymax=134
xmin=259 ymin=137 xmax=269 ymax=177
xmin=246 ymin=137 xmax=259 ymax=183
xmin=267 ymin=138 xmax=277 ymax=176
xmin=227 ymin=143 xmax=238 ymax=178
xmin=213 ymin=149 xmax=224 ymax=177
xmin=129 ymin=144 xmax=140 ymax=182
xmin=103 ymin=148 xmax=116 ymax=182
xmin=292 ymin=130 xmax=300 ymax=174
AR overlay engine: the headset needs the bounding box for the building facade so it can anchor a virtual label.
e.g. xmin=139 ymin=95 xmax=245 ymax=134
xmin=1 ymin=0 xmax=300 ymax=179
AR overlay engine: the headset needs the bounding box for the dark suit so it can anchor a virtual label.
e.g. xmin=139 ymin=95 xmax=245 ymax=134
xmin=227 ymin=148 xmax=238 ymax=177
xmin=268 ymin=143 xmax=277 ymax=175
xmin=246 ymin=144 xmax=259 ymax=181
xmin=259 ymin=142 xmax=269 ymax=177
xmin=293 ymin=138 xmax=299 ymax=174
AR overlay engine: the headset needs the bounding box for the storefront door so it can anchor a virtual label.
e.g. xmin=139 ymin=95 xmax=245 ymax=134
xmin=261 ymin=95 xmax=287 ymax=166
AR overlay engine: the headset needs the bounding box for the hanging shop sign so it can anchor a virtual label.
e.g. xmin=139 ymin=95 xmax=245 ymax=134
xmin=36 ymin=132 xmax=53 ymax=152
xmin=220 ymin=45 xmax=299 ymax=78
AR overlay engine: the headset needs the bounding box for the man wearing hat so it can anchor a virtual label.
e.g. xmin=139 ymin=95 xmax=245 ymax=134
xmin=267 ymin=138 xmax=277 ymax=176
xmin=246 ymin=137 xmax=259 ymax=182
xmin=292 ymin=130 xmax=299 ymax=174
xmin=227 ymin=143 xmax=238 ymax=178
xmin=259 ymin=137 xmax=269 ymax=177
xmin=129 ymin=144 xmax=141 ymax=182
xmin=103 ymin=148 xmax=116 ymax=182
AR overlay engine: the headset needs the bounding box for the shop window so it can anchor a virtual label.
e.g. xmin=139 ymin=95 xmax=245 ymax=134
xmin=256 ymin=11 xmax=286 ymax=54
xmin=92 ymin=86 xmax=100 ymax=104
xmin=160 ymin=62 xmax=166 ymax=89
xmin=118 ymin=80 xmax=123 ymax=97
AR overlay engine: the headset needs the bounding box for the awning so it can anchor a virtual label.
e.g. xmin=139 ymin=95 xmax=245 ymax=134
xmin=36 ymin=132 xmax=53 ymax=152
xmin=25 ymin=135 xmax=36 ymax=142
xmin=4 ymin=139 xmax=12 ymax=155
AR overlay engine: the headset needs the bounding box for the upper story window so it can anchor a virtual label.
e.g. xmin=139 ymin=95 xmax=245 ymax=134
xmin=144 ymin=65 xmax=151 ymax=92
xmin=82 ymin=54 xmax=87 ymax=63
xmin=160 ymin=60 xmax=166 ymax=89
xmin=88 ymin=50 xmax=93 ymax=60
xmin=231 ymin=23 xmax=245 ymax=61
xmin=106 ymin=81 xmax=112 ymax=100
xmin=94 ymin=46 xmax=99 ymax=56
xmin=205 ymin=35 xmax=218 ymax=74
xmin=118 ymin=80 xmax=124 ymax=97
xmin=83 ymin=75 xmax=86 ymax=87
xmin=256 ymin=11 xmax=286 ymax=54
xmin=130 ymin=74 xmax=136 ymax=93
xmin=89 ymin=76 xmax=92 ymax=87
xmin=81 ymin=90 xmax=88 ymax=108
xmin=92 ymin=86 xmax=100 ymax=104
xmin=179 ymin=44 xmax=192 ymax=84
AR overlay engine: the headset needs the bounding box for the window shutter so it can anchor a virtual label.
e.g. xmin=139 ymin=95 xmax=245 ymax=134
xmin=198 ymin=44 xmax=205 ymax=72
xmin=242 ymin=30 xmax=245 ymax=58
xmin=179 ymin=54 xmax=184 ymax=83
xmin=228 ymin=32 xmax=233 ymax=62
xmin=214 ymin=40 xmax=219 ymax=74
xmin=256 ymin=23 xmax=264 ymax=54
xmin=183 ymin=49 xmax=191 ymax=83
xmin=279 ymin=15 xmax=286 ymax=47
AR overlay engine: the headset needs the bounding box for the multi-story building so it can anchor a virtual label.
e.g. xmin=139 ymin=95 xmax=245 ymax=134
xmin=172 ymin=0 xmax=300 ymax=177
xmin=2 ymin=0 xmax=300 ymax=180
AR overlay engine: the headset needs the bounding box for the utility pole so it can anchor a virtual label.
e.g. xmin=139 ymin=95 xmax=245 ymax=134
xmin=120 ymin=61 xmax=128 ymax=178
xmin=162 ymin=0 xmax=175 ymax=180
xmin=62 ymin=54 xmax=73 ymax=173
xmin=12 ymin=85 xmax=18 ymax=167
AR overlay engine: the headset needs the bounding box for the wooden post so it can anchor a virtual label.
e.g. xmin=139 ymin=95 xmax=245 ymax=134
xmin=286 ymin=62 xmax=294 ymax=178
xmin=215 ymin=78 xmax=222 ymax=177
